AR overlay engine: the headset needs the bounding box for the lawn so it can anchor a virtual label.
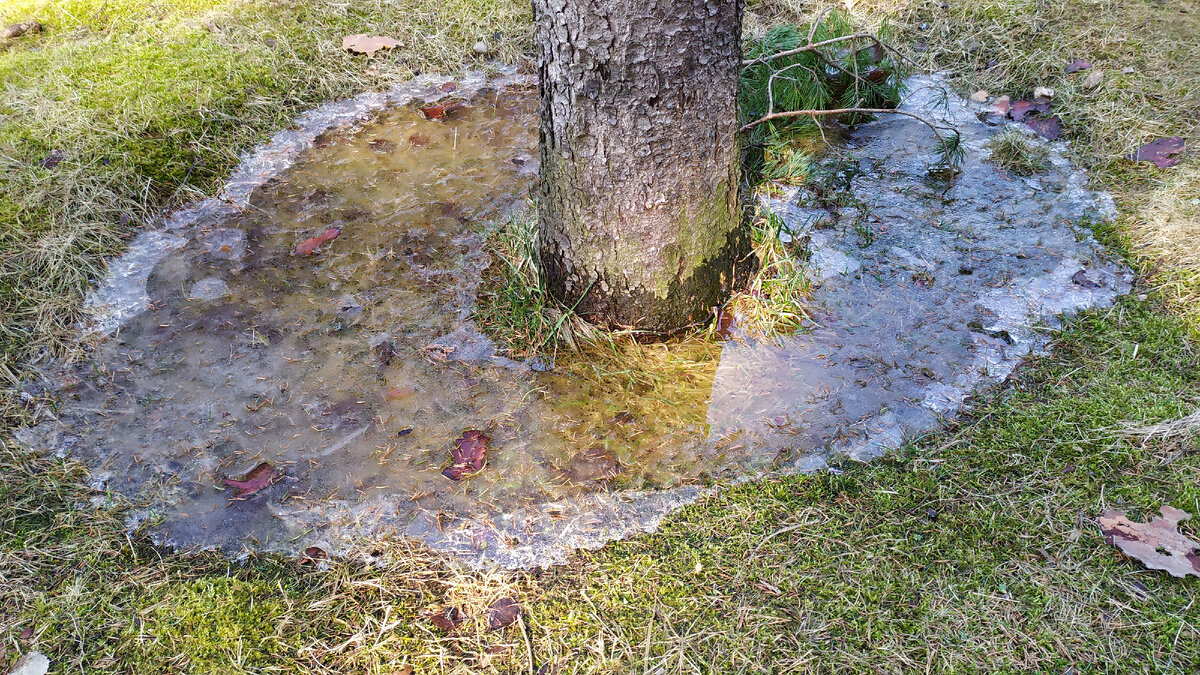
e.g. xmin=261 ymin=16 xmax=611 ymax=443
xmin=2 ymin=0 xmax=1198 ymax=673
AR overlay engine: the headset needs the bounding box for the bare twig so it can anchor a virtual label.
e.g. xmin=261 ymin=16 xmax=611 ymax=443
xmin=740 ymin=106 xmax=943 ymax=138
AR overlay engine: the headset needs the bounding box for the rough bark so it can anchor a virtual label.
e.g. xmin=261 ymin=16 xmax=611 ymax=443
xmin=534 ymin=0 xmax=753 ymax=331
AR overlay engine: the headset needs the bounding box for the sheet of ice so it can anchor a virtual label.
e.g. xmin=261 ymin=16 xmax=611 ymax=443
xmin=20 ymin=74 xmax=1130 ymax=569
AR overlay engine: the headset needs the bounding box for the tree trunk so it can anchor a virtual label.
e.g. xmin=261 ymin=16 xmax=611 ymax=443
xmin=533 ymin=0 xmax=752 ymax=332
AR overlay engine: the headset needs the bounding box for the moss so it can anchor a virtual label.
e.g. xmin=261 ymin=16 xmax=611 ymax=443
xmin=125 ymin=577 xmax=301 ymax=673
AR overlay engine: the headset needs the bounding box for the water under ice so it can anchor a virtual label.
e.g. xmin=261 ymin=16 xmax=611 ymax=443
xmin=19 ymin=72 xmax=1129 ymax=568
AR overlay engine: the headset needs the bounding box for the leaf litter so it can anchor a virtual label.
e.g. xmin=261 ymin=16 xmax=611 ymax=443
xmin=1099 ymin=506 xmax=1200 ymax=578
xmin=223 ymin=462 xmax=281 ymax=498
xmin=341 ymin=34 xmax=400 ymax=57
xmin=1128 ymin=137 xmax=1185 ymax=169
xmin=442 ymin=430 xmax=490 ymax=480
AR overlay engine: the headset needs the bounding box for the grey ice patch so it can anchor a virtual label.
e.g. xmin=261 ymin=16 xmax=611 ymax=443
xmin=83 ymin=230 xmax=186 ymax=335
xmin=202 ymin=228 xmax=247 ymax=261
xmin=83 ymin=66 xmax=534 ymax=336
xmin=187 ymin=277 xmax=229 ymax=301
xmin=8 ymin=652 xmax=50 ymax=675
xmin=41 ymin=73 xmax=1132 ymax=571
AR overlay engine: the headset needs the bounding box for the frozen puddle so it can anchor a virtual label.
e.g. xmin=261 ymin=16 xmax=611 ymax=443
xmin=20 ymin=73 xmax=1129 ymax=568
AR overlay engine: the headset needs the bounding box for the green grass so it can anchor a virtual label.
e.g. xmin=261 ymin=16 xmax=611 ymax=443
xmin=3 ymin=0 xmax=1200 ymax=673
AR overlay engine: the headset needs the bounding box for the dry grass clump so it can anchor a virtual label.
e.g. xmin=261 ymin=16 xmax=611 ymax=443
xmin=986 ymin=129 xmax=1051 ymax=176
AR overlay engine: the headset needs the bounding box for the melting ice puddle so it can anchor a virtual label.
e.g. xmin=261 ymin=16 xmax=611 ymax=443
xmin=19 ymin=72 xmax=1130 ymax=568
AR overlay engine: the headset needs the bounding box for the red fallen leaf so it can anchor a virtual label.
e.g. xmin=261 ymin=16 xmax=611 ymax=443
xmin=303 ymin=546 xmax=327 ymax=561
xmin=18 ymin=626 xmax=33 ymax=640
xmin=991 ymin=95 xmax=1011 ymax=116
xmin=1127 ymin=137 xmax=1185 ymax=169
xmin=865 ymin=67 xmax=889 ymax=83
xmin=408 ymin=132 xmax=430 ymax=146
xmin=1009 ymin=98 xmax=1050 ymax=123
xmin=293 ymin=227 xmax=342 ymax=256
xmin=420 ymin=100 xmax=470 ymax=120
xmin=1026 ymin=115 xmax=1063 ymax=140
xmin=442 ymin=430 xmax=490 ymax=480
xmin=1065 ymin=59 xmax=1092 ymax=73
xmin=1071 ymin=269 xmax=1101 ymax=289
xmin=1100 ymin=506 xmax=1200 ymax=578
xmin=430 ymin=605 xmax=465 ymax=632
xmin=487 ymin=597 xmax=521 ymax=630
xmin=223 ymin=461 xmax=280 ymax=497
xmin=439 ymin=81 xmax=458 ymax=92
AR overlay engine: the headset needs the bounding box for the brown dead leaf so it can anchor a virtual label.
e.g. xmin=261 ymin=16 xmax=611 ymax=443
xmin=487 ymin=597 xmax=521 ymax=630
xmin=442 ymin=430 xmax=490 ymax=480
xmin=341 ymin=34 xmax=400 ymax=57
xmin=1127 ymin=137 xmax=1185 ymax=169
xmin=18 ymin=626 xmax=33 ymax=640
xmin=2 ymin=20 xmax=41 ymax=40
xmin=293 ymin=227 xmax=342 ymax=256
xmin=430 ymin=605 xmax=465 ymax=633
xmin=1026 ymin=115 xmax=1063 ymax=140
xmin=420 ymin=100 xmax=470 ymax=120
xmin=1065 ymin=59 xmax=1092 ymax=73
xmin=223 ymin=462 xmax=281 ymax=498
xmin=1099 ymin=506 xmax=1200 ymax=578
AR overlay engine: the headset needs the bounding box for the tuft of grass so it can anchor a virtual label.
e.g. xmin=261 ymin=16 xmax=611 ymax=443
xmin=986 ymin=129 xmax=1052 ymax=175
xmin=726 ymin=209 xmax=812 ymax=337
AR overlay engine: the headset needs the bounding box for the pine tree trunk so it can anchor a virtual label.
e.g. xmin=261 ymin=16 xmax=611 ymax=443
xmin=533 ymin=0 xmax=752 ymax=332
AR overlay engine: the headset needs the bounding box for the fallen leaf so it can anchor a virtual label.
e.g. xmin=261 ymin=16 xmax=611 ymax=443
xmin=37 ymin=150 xmax=63 ymax=169
xmin=1008 ymin=98 xmax=1049 ymax=123
xmin=865 ymin=68 xmax=890 ymax=83
xmin=1065 ymin=59 xmax=1092 ymax=73
xmin=430 ymin=605 xmax=465 ymax=632
xmin=991 ymin=95 xmax=1011 ymax=116
xmin=303 ymin=546 xmax=327 ymax=561
xmin=19 ymin=626 xmax=33 ymax=640
xmin=1127 ymin=137 xmax=1185 ymax=169
xmin=223 ymin=462 xmax=281 ymax=498
xmin=408 ymin=132 xmax=430 ymax=146
xmin=1026 ymin=115 xmax=1062 ymax=140
xmin=442 ymin=430 xmax=490 ymax=480
xmin=1083 ymin=69 xmax=1104 ymax=90
xmin=293 ymin=227 xmax=342 ymax=256
xmin=564 ymin=446 xmax=621 ymax=484
xmin=439 ymin=81 xmax=458 ymax=93
xmin=1071 ymin=269 xmax=1101 ymax=288
xmin=367 ymin=138 xmax=395 ymax=152
xmin=968 ymin=90 xmax=989 ymax=103
xmin=1099 ymin=506 xmax=1200 ymax=578
xmin=341 ymin=34 xmax=400 ymax=57
xmin=2 ymin=20 xmax=41 ymax=40
xmin=487 ymin=597 xmax=520 ymax=630
xmin=420 ymin=100 xmax=470 ymax=120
